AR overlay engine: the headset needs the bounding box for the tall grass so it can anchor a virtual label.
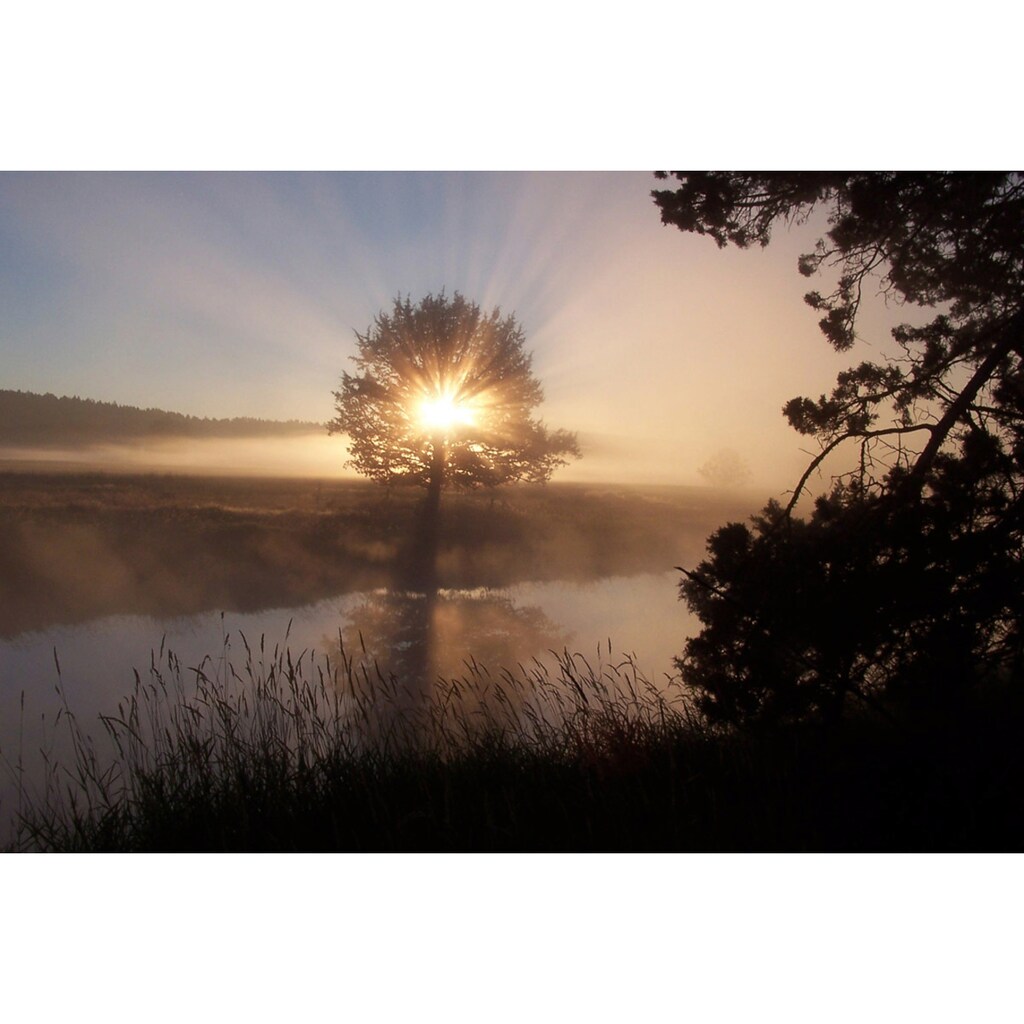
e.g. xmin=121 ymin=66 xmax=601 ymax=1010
xmin=5 ymin=628 xmax=1022 ymax=852
xmin=3 ymin=629 xmax=704 ymax=851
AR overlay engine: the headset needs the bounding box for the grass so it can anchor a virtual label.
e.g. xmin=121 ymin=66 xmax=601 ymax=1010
xmin=2 ymin=468 xmax=1020 ymax=852
xmin=0 ymin=470 xmax=754 ymax=636
xmin=5 ymin=627 xmax=1023 ymax=852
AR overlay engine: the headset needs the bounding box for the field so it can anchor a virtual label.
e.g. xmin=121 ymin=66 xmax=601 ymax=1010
xmin=4 ymin=466 xmax=1021 ymax=853
xmin=0 ymin=467 xmax=753 ymax=637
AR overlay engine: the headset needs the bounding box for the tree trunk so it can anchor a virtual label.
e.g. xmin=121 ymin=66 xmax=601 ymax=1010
xmin=426 ymin=434 xmax=445 ymax=520
xmin=904 ymin=311 xmax=1024 ymax=494
xmin=399 ymin=434 xmax=444 ymax=590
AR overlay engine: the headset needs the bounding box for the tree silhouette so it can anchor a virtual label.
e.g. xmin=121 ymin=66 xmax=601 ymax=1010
xmin=0 ymin=389 xmax=320 ymax=444
xmin=654 ymin=172 xmax=1024 ymax=725
xmin=328 ymin=293 xmax=580 ymax=517
xmin=697 ymin=448 xmax=752 ymax=489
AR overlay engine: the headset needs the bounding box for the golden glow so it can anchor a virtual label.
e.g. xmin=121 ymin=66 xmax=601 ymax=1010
xmin=418 ymin=394 xmax=475 ymax=432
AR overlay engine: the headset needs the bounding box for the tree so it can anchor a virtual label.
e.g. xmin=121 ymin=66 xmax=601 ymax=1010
xmin=697 ymin=448 xmax=752 ymax=489
xmin=328 ymin=293 xmax=580 ymax=515
xmin=653 ymin=172 xmax=1024 ymax=725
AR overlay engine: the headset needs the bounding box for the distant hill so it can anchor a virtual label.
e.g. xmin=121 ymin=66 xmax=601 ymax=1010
xmin=0 ymin=390 xmax=324 ymax=446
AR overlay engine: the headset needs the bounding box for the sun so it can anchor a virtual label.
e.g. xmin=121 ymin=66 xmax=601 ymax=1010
xmin=418 ymin=394 xmax=475 ymax=432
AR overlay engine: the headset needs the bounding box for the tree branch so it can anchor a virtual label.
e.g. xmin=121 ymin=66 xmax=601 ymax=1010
xmin=784 ymin=424 xmax=934 ymax=516
xmin=904 ymin=310 xmax=1024 ymax=493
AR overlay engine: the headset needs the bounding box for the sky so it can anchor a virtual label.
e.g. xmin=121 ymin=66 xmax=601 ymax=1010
xmin=1 ymin=171 xmax=910 ymax=489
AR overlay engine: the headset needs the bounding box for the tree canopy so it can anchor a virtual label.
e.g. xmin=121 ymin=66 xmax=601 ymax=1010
xmin=328 ymin=293 xmax=579 ymax=504
xmin=653 ymin=172 xmax=1024 ymax=725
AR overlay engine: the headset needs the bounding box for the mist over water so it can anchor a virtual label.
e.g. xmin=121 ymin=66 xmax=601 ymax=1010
xmin=0 ymin=468 xmax=743 ymax=842
xmin=0 ymin=570 xmax=692 ymax=834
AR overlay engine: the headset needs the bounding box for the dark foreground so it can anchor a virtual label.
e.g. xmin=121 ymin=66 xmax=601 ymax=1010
xmin=7 ymin=649 xmax=1021 ymax=852
xmin=2 ymin=468 xmax=1020 ymax=852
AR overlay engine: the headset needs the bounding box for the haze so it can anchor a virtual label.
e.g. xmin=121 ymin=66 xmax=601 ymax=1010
xmin=1 ymin=171 xmax=907 ymax=489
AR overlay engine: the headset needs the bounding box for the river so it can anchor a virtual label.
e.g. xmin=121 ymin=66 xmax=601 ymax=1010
xmin=0 ymin=568 xmax=699 ymax=838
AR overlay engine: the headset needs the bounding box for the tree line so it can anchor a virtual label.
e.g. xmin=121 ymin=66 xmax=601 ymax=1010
xmin=0 ymin=389 xmax=322 ymax=445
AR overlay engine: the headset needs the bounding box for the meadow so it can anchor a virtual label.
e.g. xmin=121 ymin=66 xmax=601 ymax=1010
xmin=3 ymin=467 xmax=1021 ymax=852
xmin=0 ymin=467 xmax=747 ymax=636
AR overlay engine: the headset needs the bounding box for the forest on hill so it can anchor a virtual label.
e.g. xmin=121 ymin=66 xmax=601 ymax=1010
xmin=0 ymin=389 xmax=323 ymax=445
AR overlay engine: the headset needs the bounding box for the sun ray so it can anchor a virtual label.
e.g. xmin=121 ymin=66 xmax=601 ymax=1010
xmin=418 ymin=392 xmax=476 ymax=432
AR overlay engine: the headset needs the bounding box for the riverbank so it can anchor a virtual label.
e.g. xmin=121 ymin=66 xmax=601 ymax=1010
xmin=6 ymin=639 xmax=1021 ymax=852
xmin=0 ymin=469 xmax=755 ymax=636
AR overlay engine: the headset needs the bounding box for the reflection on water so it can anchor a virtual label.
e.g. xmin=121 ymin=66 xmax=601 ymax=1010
xmin=343 ymin=589 xmax=568 ymax=679
xmin=0 ymin=574 xmax=689 ymax=719
xmin=0 ymin=571 xmax=694 ymax=825
xmin=0 ymin=480 xmax=749 ymax=842
xmin=335 ymin=586 xmax=570 ymax=735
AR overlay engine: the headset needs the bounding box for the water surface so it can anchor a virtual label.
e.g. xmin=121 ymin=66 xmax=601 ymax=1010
xmin=0 ymin=570 xmax=697 ymax=830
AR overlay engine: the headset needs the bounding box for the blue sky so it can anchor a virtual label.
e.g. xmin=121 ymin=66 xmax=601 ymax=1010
xmin=0 ymin=171 xmax=885 ymax=486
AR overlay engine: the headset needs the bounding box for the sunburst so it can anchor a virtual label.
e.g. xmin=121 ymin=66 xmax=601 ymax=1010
xmin=417 ymin=392 xmax=476 ymax=432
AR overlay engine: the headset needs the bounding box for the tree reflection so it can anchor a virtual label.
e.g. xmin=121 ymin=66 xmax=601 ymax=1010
xmin=328 ymin=497 xmax=569 ymax=742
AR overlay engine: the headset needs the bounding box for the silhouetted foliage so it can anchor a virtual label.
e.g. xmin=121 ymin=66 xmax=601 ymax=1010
xmin=654 ymin=172 xmax=1024 ymax=725
xmin=0 ymin=389 xmax=320 ymax=445
xmin=328 ymin=293 xmax=579 ymax=509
